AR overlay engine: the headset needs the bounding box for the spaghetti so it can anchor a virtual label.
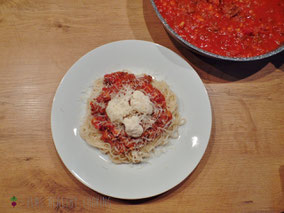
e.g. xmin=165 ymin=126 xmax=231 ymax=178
xmin=80 ymin=71 xmax=184 ymax=163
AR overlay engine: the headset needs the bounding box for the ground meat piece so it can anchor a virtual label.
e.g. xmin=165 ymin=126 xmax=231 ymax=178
xmin=222 ymin=4 xmax=240 ymax=18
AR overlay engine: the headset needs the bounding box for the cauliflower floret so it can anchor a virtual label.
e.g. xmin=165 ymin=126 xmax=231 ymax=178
xmin=123 ymin=116 xmax=143 ymax=138
xmin=130 ymin=90 xmax=153 ymax=114
xmin=106 ymin=95 xmax=131 ymax=122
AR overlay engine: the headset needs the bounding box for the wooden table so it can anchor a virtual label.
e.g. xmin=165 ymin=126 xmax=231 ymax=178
xmin=1 ymin=0 xmax=283 ymax=212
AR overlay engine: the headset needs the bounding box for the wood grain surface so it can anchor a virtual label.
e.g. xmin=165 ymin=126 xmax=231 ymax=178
xmin=0 ymin=0 xmax=284 ymax=212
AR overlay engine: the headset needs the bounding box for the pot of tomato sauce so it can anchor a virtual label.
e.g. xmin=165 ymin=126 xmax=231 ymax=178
xmin=151 ymin=0 xmax=284 ymax=61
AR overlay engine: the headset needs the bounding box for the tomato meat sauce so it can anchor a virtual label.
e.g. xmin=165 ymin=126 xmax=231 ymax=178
xmin=90 ymin=72 xmax=172 ymax=154
xmin=155 ymin=0 xmax=284 ymax=57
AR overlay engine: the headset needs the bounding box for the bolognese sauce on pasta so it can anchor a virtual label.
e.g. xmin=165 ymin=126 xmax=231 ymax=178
xmin=80 ymin=71 xmax=184 ymax=163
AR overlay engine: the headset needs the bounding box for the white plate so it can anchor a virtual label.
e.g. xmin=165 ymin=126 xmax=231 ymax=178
xmin=51 ymin=40 xmax=212 ymax=199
